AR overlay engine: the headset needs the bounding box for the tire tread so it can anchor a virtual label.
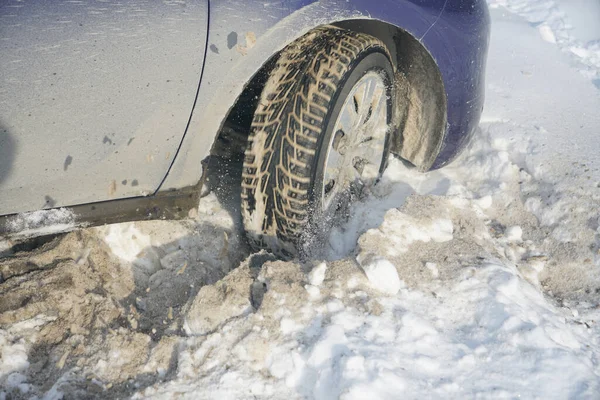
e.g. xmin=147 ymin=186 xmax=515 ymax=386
xmin=241 ymin=26 xmax=390 ymax=257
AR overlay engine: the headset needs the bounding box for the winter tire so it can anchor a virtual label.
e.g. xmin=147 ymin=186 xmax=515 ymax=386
xmin=241 ymin=26 xmax=395 ymax=258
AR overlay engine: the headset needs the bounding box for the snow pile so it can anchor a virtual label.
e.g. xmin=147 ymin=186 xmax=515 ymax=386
xmin=271 ymin=261 xmax=598 ymax=399
xmin=137 ymin=198 xmax=599 ymax=399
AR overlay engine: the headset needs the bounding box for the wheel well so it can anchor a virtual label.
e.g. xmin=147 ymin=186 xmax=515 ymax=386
xmin=333 ymin=19 xmax=447 ymax=171
xmin=215 ymin=20 xmax=447 ymax=172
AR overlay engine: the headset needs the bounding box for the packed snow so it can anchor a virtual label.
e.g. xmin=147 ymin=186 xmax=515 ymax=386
xmin=3 ymin=208 xmax=77 ymax=240
xmin=1 ymin=0 xmax=600 ymax=399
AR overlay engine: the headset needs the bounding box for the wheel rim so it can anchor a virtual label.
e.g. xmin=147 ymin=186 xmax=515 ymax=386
xmin=321 ymin=71 xmax=389 ymax=212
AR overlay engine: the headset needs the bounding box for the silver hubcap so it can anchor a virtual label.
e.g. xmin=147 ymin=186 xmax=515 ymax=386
xmin=322 ymin=71 xmax=389 ymax=212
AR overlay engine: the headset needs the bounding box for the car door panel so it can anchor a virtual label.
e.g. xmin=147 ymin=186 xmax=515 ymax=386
xmin=0 ymin=0 xmax=208 ymax=215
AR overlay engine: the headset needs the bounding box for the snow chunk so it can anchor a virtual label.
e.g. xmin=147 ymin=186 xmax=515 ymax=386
xmin=357 ymin=208 xmax=454 ymax=259
xmin=308 ymin=262 xmax=327 ymax=286
xmin=0 ymin=338 xmax=29 ymax=379
xmin=305 ymin=284 xmax=321 ymax=300
xmin=505 ymin=226 xmax=523 ymax=242
xmin=357 ymin=255 xmax=404 ymax=295
xmin=474 ymin=195 xmax=493 ymax=209
xmin=102 ymin=223 xmax=153 ymax=262
xmin=538 ymin=24 xmax=556 ymax=43
xmin=425 ymin=262 xmax=440 ymax=278
xmin=430 ymin=219 xmax=454 ymax=242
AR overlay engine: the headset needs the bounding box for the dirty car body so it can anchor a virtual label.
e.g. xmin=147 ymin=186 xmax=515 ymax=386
xmin=0 ymin=0 xmax=490 ymax=237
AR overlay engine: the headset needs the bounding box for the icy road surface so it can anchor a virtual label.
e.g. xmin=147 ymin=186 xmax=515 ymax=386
xmin=1 ymin=1 xmax=600 ymax=399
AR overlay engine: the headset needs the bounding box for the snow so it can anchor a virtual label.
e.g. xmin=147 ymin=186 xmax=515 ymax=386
xmin=2 ymin=1 xmax=600 ymax=399
xmin=505 ymin=225 xmax=523 ymax=242
xmin=102 ymin=223 xmax=155 ymax=263
xmin=141 ymin=258 xmax=600 ymax=399
xmin=308 ymin=262 xmax=328 ymax=286
xmin=357 ymin=256 xmax=404 ymax=295
xmin=0 ymin=315 xmax=56 ymax=397
xmin=489 ymin=0 xmax=600 ymax=85
xmin=4 ymin=208 xmax=78 ymax=238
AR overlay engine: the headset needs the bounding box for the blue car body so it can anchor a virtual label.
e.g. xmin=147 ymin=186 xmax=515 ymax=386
xmin=0 ymin=0 xmax=490 ymax=235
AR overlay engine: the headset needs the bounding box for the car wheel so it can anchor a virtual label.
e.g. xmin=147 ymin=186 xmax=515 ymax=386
xmin=241 ymin=27 xmax=394 ymax=258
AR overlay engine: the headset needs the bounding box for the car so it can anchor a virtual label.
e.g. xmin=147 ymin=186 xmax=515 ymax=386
xmin=0 ymin=0 xmax=490 ymax=257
